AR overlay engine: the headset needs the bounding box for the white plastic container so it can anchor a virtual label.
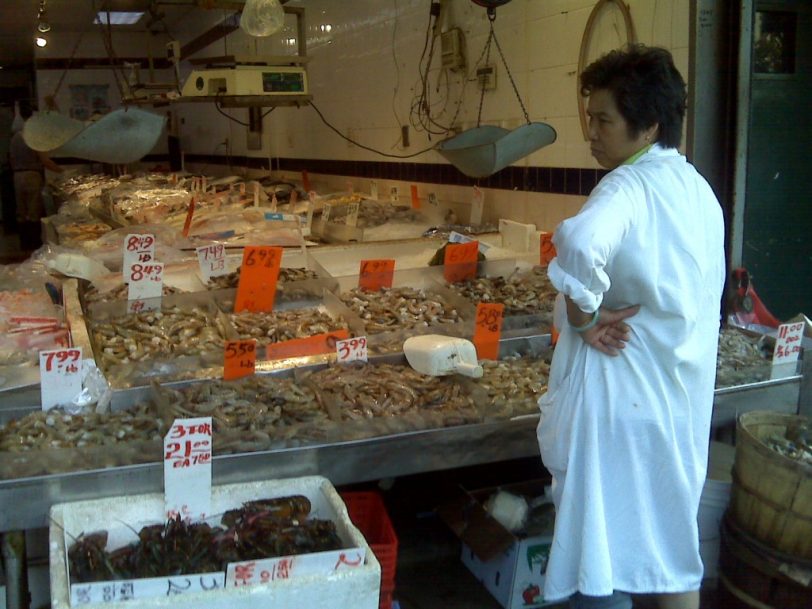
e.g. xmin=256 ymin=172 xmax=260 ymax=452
xmin=404 ymin=334 xmax=484 ymax=378
xmin=50 ymin=476 xmax=381 ymax=609
xmin=698 ymin=441 xmax=734 ymax=579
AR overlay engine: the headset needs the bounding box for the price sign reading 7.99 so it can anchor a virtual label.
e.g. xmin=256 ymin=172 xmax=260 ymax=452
xmin=39 ymin=347 xmax=83 ymax=411
xmin=235 ymin=246 xmax=282 ymax=312
xmin=336 ymin=336 xmax=368 ymax=363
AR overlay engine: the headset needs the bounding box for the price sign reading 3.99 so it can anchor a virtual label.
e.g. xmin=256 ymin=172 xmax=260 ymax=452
xmin=235 ymin=246 xmax=282 ymax=312
xmin=39 ymin=347 xmax=83 ymax=411
xmin=122 ymin=234 xmax=155 ymax=283
xmin=196 ymin=244 xmax=228 ymax=282
xmin=336 ymin=336 xmax=368 ymax=363
xmin=224 ymin=339 xmax=257 ymax=380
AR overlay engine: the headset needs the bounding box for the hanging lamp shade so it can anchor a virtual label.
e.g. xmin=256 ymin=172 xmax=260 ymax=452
xmin=437 ymin=122 xmax=557 ymax=178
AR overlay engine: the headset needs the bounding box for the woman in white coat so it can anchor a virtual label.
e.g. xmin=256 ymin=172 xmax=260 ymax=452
xmin=537 ymin=46 xmax=725 ymax=609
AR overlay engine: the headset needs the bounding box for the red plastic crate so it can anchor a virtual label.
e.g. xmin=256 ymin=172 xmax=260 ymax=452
xmin=341 ymin=491 xmax=399 ymax=602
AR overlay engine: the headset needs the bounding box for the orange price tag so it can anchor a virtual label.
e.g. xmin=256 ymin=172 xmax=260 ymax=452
xmin=358 ymin=259 xmax=395 ymax=291
xmin=473 ymin=302 xmax=504 ymax=360
xmin=444 ymin=241 xmax=479 ymax=283
xmin=302 ymin=170 xmax=311 ymax=192
xmin=266 ymin=329 xmax=351 ymax=361
xmin=410 ymin=184 xmax=420 ymax=209
xmin=182 ymin=196 xmax=196 ymax=237
xmin=235 ymin=246 xmax=282 ymax=312
xmin=224 ymin=339 xmax=256 ymax=380
xmin=540 ymin=232 xmax=556 ymax=265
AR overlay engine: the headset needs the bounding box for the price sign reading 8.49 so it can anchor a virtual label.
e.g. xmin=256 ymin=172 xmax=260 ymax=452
xmin=195 ymin=244 xmax=228 ymax=282
xmin=336 ymin=336 xmax=368 ymax=363
xmin=127 ymin=262 xmax=164 ymax=313
xmin=39 ymin=347 xmax=83 ymax=411
xmin=122 ymin=233 xmax=155 ymax=283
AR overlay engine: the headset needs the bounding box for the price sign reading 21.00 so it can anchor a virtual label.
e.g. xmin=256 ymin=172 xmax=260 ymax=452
xmin=224 ymin=339 xmax=257 ymax=380
xmin=336 ymin=337 xmax=368 ymax=363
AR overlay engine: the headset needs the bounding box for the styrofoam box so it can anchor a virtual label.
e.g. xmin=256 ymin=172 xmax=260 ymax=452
xmin=50 ymin=476 xmax=381 ymax=609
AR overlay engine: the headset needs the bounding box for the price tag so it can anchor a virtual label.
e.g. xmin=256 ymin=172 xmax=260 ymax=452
xmin=302 ymin=170 xmax=311 ymax=192
xmin=306 ymin=191 xmax=317 ymax=231
xmin=224 ymin=339 xmax=257 ymax=380
xmin=253 ymin=182 xmax=260 ymax=207
xmin=163 ymin=417 xmax=212 ymax=522
xmin=196 ymin=244 xmax=228 ymax=281
xmin=540 ymin=231 xmax=556 ymax=265
xmin=428 ymin=192 xmax=439 ymax=207
xmin=127 ymin=262 xmax=164 ymax=314
xmin=358 ymin=259 xmax=395 ymax=291
xmin=444 ymin=241 xmax=479 ymax=283
xmin=390 ymin=185 xmax=399 ymax=203
xmin=122 ymin=234 xmax=155 ymax=283
xmin=322 ymin=203 xmax=333 ymax=225
xmin=266 ymin=329 xmax=350 ymax=361
xmin=346 ymin=180 xmax=354 ymax=194
xmin=235 ymin=246 xmax=282 ymax=312
xmin=346 ymin=201 xmax=360 ymax=227
xmin=473 ymin=303 xmax=504 ymax=360
xmin=449 ymin=230 xmax=491 ymax=254
xmin=336 ymin=336 xmax=368 ymax=363
xmin=270 ymin=192 xmax=278 ymax=211
xmin=182 ymin=196 xmax=196 ymax=237
xmin=39 ymin=347 xmax=83 ymax=410
xmin=410 ymin=184 xmax=420 ymax=209
xmin=470 ymin=186 xmax=484 ymax=226
xmin=70 ymin=573 xmax=225 ymax=604
xmin=370 ymin=180 xmax=379 ymax=200
xmin=226 ymin=547 xmax=366 ymax=587
xmin=771 ymin=321 xmax=804 ymax=379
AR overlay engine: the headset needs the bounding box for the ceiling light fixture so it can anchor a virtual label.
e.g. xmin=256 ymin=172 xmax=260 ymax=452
xmin=36 ymin=1 xmax=50 ymax=33
xmin=35 ymin=36 xmax=47 ymax=48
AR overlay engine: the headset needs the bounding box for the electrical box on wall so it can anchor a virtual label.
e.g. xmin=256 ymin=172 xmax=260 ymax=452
xmin=441 ymin=28 xmax=466 ymax=71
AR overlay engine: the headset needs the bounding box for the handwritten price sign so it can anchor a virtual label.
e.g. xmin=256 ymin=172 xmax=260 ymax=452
xmin=224 ymin=339 xmax=257 ymax=380
xmin=771 ymin=321 xmax=804 ymax=380
xmin=444 ymin=241 xmax=479 ymax=283
xmin=358 ymin=259 xmax=395 ymax=291
xmin=164 ymin=417 xmax=212 ymax=522
xmin=473 ymin=303 xmax=504 ymax=360
xmin=266 ymin=329 xmax=350 ymax=361
xmin=196 ymin=244 xmax=228 ymax=282
xmin=539 ymin=231 xmax=556 ymax=265
xmin=127 ymin=262 xmax=164 ymax=313
xmin=39 ymin=347 xmax=83 ymax=410
xmin=336 ymin=336 xmax=368 ymax=363
xmin=346 ymin=201 xmax=360 ymax=227
xmin=235 ymin=246 xmax=282 ymax=312
xmin=122 ymin=234 xmax=155 ymax=283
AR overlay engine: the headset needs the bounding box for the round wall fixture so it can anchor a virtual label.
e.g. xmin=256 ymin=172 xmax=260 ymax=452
xmin=470 ymin=0 xmax=513 ymax=8
xmin=577 ymin=0 xmax=637 ymax=141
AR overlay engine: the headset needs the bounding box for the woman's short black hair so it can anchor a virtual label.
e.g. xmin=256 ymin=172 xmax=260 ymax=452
xmin=580 ymin=44 xmax=687 ymax=148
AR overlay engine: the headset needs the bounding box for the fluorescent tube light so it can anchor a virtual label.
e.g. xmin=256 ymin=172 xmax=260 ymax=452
xmin=94 ymin=11 xmax=144 ymax=25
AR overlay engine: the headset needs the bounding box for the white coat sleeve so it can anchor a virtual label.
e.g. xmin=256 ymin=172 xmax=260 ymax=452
xmin=548 ymin=170 xmax=642 ymax=312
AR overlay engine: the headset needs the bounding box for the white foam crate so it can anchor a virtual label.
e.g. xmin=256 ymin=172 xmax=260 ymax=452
xmin=50 ymin=476 xmax=381 ymax=609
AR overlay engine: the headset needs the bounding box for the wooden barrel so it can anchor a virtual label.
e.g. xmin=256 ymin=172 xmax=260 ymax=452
xmin=729 ymin=411 xmax=812 ymax=559
xmin=719 ymin=514 xmax=812 ymax=609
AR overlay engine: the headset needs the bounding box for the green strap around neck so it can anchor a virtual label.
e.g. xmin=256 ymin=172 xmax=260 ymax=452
xmin=623 ymin=143 xmax=653 ymax=165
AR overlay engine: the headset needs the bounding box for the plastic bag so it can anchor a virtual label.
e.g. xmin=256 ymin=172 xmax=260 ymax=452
xmin=240 ymin=0 xmax=284 ymax=36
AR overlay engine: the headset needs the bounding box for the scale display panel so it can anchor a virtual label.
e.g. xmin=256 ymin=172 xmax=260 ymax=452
xmin=263 ymin=71 xmax=305 ymax=93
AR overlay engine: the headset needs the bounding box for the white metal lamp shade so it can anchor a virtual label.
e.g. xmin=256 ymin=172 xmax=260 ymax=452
xmin=240 ymin=0 xmax=285 ymax=37
xmin=437 ymin=122 xmax=557 ymax=178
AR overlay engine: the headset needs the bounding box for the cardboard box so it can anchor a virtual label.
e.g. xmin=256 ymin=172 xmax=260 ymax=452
xmin=438 ymin=480 xmax=555 ymax=609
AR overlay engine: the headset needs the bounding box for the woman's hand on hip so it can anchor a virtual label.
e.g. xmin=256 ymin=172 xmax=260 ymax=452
xmin=580 ymin=305 xmax=640 ymax=356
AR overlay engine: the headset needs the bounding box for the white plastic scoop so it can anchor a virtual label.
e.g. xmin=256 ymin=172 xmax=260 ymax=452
xmin=403 ymin=334 xmax=484 ymax=378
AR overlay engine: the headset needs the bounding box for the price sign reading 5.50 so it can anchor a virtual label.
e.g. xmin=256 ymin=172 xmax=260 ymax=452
xmin=358 ymin=259 xmax=395 ymax=291
xmin=336 ymin=336 xmax=368 ymax=363
xmin=196 ymin=244 xmax=228 ymax=282
xmin=235 ymin=246 xmax=282 ymax=312
xmin=224 ymin=339 xmax=257 ymax=380
xmin=473 ymin=302 xmax=504 ymax=361
xmin=123 ymin=233 xmax=156 ymax=283
xmin=39 ymin=347 xmax=83 ymax=411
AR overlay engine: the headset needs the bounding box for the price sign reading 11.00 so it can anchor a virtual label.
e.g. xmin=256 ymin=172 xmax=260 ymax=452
xmin=39 ymin=347 xmax=83 ymax=411
xmin=224 ymin=339 xmax=257 ymax=380
xmin=196 ymin=244 xmax=228 ymax=282
xmin=336 ymin=336 xmax=368 ymax=363
xmin=234 ymin=246 xmax=282 ymax=313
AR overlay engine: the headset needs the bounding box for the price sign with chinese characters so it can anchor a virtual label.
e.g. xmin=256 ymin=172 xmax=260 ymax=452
xmin=473 ymin=303 xmax=504 ymax=360
xmin=470 ymin=186 xmax=484 ymax=226
xmin=226 ymin=547 xmax=366 ymax=587
xmin=771 ymin=321 xmax=804 ymax=379
xmin=224 ymin=339 xmax=256 ymax=380
xmin=70 ymin=572 xmax=225 ymax=604
xmin=122 ymin=234 xmax=155 ymax=283
xmin=443 ymin=241 xmax=479 ymax=284
xmin=358 ymin=259 xmax=395 ymax=291
xmin=539 ymin=231 xmax=556 ymax=265
xmin=346 ymin=201 xmax=360 ymax=227
xmin=127 ymin=262 xmax=164 ymax=314
xmin=336 ymin=336 xmax=368 ymax=363
xmin=235 ymin=246 xmax=282 ymax=312
xmin=39 ymin=347 xmax=83 ymax=410
xmin=196 ymin=244 xmax=228 ymax=282
xmin=164 ymin=417 xmax=212 ymax=521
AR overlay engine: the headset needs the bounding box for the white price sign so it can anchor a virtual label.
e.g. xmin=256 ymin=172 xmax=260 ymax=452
xmin=127 ymin=262 xmax=164 ymax=314
xmin=390 ymin=185 xmax=399 ymax=203
xmin=196 ymin=244 xmax=228 ymax=281
xmin=449 ymin=230 xmax=491 ymax=254
xmin=163 ymin=417 xmax=212 ymax=522
xmin=370 ymin=180 xmax=379 ymax=200
xmin=70 ymin=572 xmax=225 ymax=604
xmin=336 ymin=336 xmax=368 ymax=363
xmin=226 ymin=548 xmax=366 ymax=588
xmin=322 ymin=203 xmax=333 ymax=225
xmin=470 ymin=186 xmax=484 ymax=226
xmin=771 ymin=321 xmax=804 ymax=379
xmin=122 ymin=234 xmax=155 ymax=283
xmin=428 ymin=192 xmax=439 ymax=207
xmin=346 ymin=201 xmax=360 ymax=227
xmin=39 ymin=347 xmax=83 ymax=411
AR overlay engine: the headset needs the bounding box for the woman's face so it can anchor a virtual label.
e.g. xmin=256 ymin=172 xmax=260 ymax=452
xmin=586 ymin=88 xmax=655 ymax=169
